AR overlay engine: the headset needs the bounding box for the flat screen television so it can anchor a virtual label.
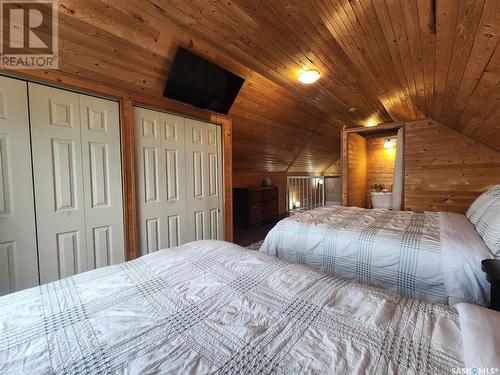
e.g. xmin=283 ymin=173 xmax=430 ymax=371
xmin=163 ymin=47 xmax=245 ymax=114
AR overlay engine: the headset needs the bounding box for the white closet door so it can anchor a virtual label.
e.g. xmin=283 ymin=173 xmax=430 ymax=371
xmin=0 ymin=76 xmax=38 ymax=295
xmin=135 ymin=107 xmax=164 ymax=253
xmin=135 ymin=107 xmax=188 ymax=254
xmin=29 ymin=83 xmax=87 ymax=283
xmin=160 ymin=112 xmax=187 ymax=247
xmin=80 ymin=94 xmax=124 ymax=268
xmin=185 ymin=119 xmax=223 ymax=242
xmin=30 ymin=83 xmax=124 ymax=283
xmin=185 ymin=119 xmax=207 ymax=241
xmin=205 ymin=123 xmax=223 ymax=240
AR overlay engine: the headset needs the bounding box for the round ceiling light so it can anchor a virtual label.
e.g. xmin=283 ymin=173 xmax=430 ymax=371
xmin=298 ymin=69 xmax=320 ymax=84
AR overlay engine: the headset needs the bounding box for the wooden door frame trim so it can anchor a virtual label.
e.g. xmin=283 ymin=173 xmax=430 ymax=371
xmin=1 ymin=69 xmax=233 ymax=260
xmin=343 ymin=121 xmax=405 ymax=134
xmin=341 ymin=122 xmax=406 ymax=208
xmin=340 ymin=127 xmax=348 ymax=206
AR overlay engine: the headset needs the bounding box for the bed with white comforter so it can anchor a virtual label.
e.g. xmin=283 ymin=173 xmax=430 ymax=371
xmin=260 ymin=206 xmax=493 ymax=305
xmin=0 ymin=240 xmax=476 ymax=374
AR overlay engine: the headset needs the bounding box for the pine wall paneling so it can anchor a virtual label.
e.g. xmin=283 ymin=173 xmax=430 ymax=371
xmin=365 ymin=135 xmax=397 ymax=207
xmin=324 ymin=160 xmax=341 ymax=176
xmin=342 ymin=118 xmax=500 ymax=214
xmin=347 ymin=133 xmax=367 ymax=208
xmin=404 ymin=118 xmax=500 ymax=214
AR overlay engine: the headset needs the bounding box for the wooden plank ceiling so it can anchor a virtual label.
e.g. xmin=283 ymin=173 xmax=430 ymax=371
xmin=33 ymin=0 xmax=500 ymax=171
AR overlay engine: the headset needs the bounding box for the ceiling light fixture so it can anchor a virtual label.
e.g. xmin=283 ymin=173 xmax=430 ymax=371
xmin=298 ymin=69 xmax=320 ymax=84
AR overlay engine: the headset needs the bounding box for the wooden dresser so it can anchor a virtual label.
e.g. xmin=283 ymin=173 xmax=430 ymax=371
xmin=233 ymin=186 xmax=279 ymax=228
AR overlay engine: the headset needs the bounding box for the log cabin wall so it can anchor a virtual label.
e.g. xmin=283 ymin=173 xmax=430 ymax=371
xmin=404 ymin=118 xmax=500 ymax=214
xmin=365 ymin=135 xmax=397 ymax=207
xmin=347 ymin=133 xmax=368 ymax=208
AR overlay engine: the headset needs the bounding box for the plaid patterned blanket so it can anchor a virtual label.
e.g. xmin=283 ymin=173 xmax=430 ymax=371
xmin=0 ymin=240 xmax=462 ymax=374
xmin=260 ymin=206 xmax=448 ymax=303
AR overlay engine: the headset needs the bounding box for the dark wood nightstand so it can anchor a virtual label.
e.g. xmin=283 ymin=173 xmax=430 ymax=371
xmin=481 ymin=259 xmax=500 ymax=312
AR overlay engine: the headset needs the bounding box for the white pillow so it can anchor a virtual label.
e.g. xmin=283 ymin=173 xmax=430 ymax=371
xmin=466 ymin=185 xmax=500 ymax=225
xmin=476 ymin=197 xmax=500 ymax=255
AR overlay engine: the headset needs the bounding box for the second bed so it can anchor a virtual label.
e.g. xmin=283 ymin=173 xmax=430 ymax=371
xmin=259 ymin=205 xmax=492 ymax=305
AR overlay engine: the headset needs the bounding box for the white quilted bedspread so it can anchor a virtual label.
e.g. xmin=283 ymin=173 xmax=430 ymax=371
xmin=0 ymin=240 xmax=463 ymax=374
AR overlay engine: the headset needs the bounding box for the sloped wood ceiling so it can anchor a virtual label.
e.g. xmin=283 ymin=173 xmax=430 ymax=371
xmin=26 ymin=1 xmax=500 ymax=171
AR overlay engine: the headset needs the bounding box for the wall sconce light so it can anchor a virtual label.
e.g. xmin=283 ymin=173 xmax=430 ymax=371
xmin=384 ymin=138 xmax=394 ymax=149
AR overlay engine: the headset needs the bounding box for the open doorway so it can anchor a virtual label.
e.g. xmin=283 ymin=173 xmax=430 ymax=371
xmin=341 ymin=122 xmax=404 ymax=210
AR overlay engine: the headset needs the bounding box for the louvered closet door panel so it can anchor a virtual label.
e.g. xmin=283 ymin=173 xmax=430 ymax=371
xmin=29 ymin=83 xmax=87 ymax=283
xmin=80 ymin=94 xmax=124 ymax=268
xmin=160 ymin=112 xmax=187 ymax=247
xmin=134 ymin=107 xmax=166 ymax=254
xmin=0 ymin=76 xmax=38 ymax=295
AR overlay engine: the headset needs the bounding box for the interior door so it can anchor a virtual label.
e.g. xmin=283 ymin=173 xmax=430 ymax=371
xmin=185 ymin=118 xmax=207 ymax=241
xmin=135 ymin=107 xmax=164 ymax=254
xmin=134 ymin=107 xmax=188 ymax=254
xmin=80 ymin=94 xmax=125 ymax=268
xmin=0 ymin=76 xmax=38 ymax=295
xmin=30 ymin=83 xmax=124 ymax=283
xmin=205 ymin=123 xmax=223 ymax=240
xmin=185 ymin=119 xmax=223 ymax=242
xmin=29 ymin=83 xmax=88 ymax=283
xmin=160 ymin=112 xmax=187 ymax=247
